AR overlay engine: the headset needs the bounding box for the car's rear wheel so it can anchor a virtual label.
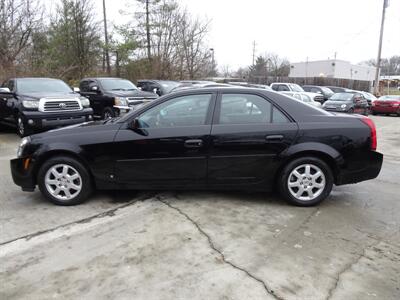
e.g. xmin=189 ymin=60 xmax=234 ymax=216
xmin=279 ymin=157 xmax=333 ymax=206
xmin=37 ymin=156 xmax=93 ymax=205
xmin=102 ymin=107 xmax=115 ymax=120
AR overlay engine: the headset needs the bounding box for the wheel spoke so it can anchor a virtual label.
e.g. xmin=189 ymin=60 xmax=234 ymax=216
xmin=296 ymin=187 xmax=304 ymax=198
xmin=53 ymin=187 xmax=61 ymax=195
xmin=69 ymin=173 xmax=79 ymax=180
xmin=70 ymin=183 xmax=81 ymax=190
xmin=62 ymin=166 xmax=68 ymax=176
xmin=288 ymin=181 xmax=300 ymax=187
xmin=305 ymin=165 xmax=311 ymax=176
xmin=306 ymin=189 xmax=314 ymax=198
xmin=64 ymin=189 xmax=72 ymax=199
xmin=312 ymin=171 xmax=321 ymax=179
xmin=45 ymin=179 xmax=58 ymax=185
xmin=293 ymin=170 xmax=302 ymax=179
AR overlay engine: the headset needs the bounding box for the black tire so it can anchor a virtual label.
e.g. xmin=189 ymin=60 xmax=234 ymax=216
xmin=278 ymin=157 xmax=333 ymax=207
xmin=16 ymin=114 xmax=33 ymax=137
xmin=37 ymin=156 xmax=93 ymax=205
xmin=102 ymin=107 xmax=115 ymax=120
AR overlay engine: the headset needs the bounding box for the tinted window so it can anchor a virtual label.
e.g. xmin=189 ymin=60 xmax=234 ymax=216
xmin=138 ymin=94 xmax=212 ymax=128
xmin=330 ymin=93 xmax=354 ymax=101
xmin=98 ymin=79 xmax=138 ymax=91
xmin=80 ymin=80 xmax=90 ymax=92
xmin=278 ymin=85 xmax=290 ymax=91
xmin=272 ymin=107 xmax=289 ymax=123
xmin=310 ymin=87 xmax=320 ymax=93
xmin=7 ymin=80 xmax=15 ymax=91
xmin=219 ymin=94 xmax=271 ymax=124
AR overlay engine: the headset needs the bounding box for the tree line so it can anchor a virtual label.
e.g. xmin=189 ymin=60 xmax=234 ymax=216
xmin=0 ymin=0 xmax=216 ymax=84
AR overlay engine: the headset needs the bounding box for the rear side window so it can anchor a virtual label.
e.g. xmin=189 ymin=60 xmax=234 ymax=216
xmin=310 ymin=87 xmax=320 ymax=93
xmin=277 ymin=85 xmax=290 ymax=91
xmin=218 ymin=94 xmax=289 ymax=124
xmin=80 ymin=80 xmax=90 ymax=92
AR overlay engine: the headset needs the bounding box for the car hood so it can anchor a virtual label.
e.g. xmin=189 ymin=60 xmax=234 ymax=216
xmin=104 ymin=90 xmax=157 ymax=98
xmin=17 ymin=92 xmax=81 ymax=100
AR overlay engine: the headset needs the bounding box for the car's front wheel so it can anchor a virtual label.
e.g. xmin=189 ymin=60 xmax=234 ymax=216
xmin=279 ymin=157 xmax=333 ymax=206
xmin=37 ymin=156 xmax=93 ymax=205
xmin=16 ymin=114 xmax=33 ymax=137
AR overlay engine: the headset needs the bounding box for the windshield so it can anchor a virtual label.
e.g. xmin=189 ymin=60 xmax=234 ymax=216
xmin=17 ymin=79 xmax=72 ymax=93
xmin=290 ymin=84 xmax=304 ymax=92
xmin=378 ymin=95 xmax=400 ymax=101
xmin=99 ymin=79 xmax=138 ymax=91
xmin=329 ymin=93 xmax=354 ymax=101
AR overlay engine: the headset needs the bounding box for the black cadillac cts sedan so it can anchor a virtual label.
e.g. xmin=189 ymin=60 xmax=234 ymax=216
xmin=11 ymin=87 xmax=383 ymax=207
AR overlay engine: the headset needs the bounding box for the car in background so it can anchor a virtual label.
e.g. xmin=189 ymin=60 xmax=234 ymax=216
xmin=0 ymin=78 xmax=93 ymax=137
xmin=270 ymin=82 xmax=304 ymax=92
xmin=322 ymin=92 xmax=369 ymax=115
xmin=281 ymin=91 xmax=322 ymax=107
xmin=302 ymin=85 xmax=334 ymax=102
xmin=371 ymin=95 xmax=400 ymax=116
xmin=228 ymin=82 xmax=273 ymax=91
xmin=11 ymin=87 xmax=382 ymax=207
xmin=170 ymin=82 xmax=231 ymax=92
xmin=137 ymin=80 xmax=183 ymax=96
xmin=325 ymin=86 xmax=353 ymax=93
xmin=79 ymin=77 xmax=158 ymax=119
xmin=358 ymin=91 xmax=377 ymax=106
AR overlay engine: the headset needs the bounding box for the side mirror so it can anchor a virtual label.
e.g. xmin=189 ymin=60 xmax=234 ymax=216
xmin=0 ymin=87 xmax=11 ymax=93
xmin=129 ymin=118 xmax=140 ymax=130
xmin=90 ymin=85 xmax=99 ymax=92
xmin=73 ymin=87 xmax=80 ymax=93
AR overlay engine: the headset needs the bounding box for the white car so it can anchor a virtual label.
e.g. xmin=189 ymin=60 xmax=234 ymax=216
xmin=281 ymin=91 xmax=322 ymax=107
xmin=270 ymin=82 xmax=304 ymax=92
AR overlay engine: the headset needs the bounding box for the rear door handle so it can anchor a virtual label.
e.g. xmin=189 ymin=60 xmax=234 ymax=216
xmin=184 ymin=139 xmax=203 ymax=148
xmin=265 ymin=135 xmax=284 ymax=141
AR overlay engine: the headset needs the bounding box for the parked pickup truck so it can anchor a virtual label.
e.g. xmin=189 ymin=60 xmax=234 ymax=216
xmin=78 ymin=77 xmax=158 ymax=119
xmin=0 ymin=78 xmax=93 ymax=137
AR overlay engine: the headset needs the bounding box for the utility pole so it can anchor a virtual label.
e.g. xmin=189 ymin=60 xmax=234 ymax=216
xmin=145 ymin=0 xmax=151 ymax=62
xmin=210 ymin=48 xmax=215 ymax=76
xmin=252 ymin=41 xmax=256 ymax=66
xmin=374 ymin=0 xmax=388 ymax=95
xmin=103 ymin=0 xmax=111 ymax=75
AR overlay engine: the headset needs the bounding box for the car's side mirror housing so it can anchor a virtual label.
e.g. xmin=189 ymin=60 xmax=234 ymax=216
xmin=129 ymin=118 xmax=140 ymax=130
xmin=90 ymin=85 xmax=100 ymax=93
xmin=0 ymin=87 xmax=11 ymax=93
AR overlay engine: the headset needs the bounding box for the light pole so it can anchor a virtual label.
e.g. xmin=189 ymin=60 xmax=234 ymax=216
xmin=210 ymin=48 xmax=215 ymax=76
xmin=374 ymin=0 xmax=389 ymax=95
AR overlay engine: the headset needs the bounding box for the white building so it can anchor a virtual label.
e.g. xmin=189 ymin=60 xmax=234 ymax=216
xmin=289 ymin=59 xmax=376 ymax=82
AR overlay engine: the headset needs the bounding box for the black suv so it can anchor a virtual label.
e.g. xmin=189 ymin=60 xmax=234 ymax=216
xmin=302 ymin=85 xmax=334 ymax=102
xmin=137 ymin=80 xmax=182 ymax=96
xmin=0 ymin=78 xmax=93 ymax=137
xmin=79 ymin=77 xmax=158 ymax=119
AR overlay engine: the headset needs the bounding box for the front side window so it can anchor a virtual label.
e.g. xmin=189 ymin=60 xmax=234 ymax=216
xmin=138 ymin=94 xmax=212 ymax=128
xmin=219 ymin=94 xmax=271 ymax=124
xmin=278 ymin=85 xmax=290 ymax=91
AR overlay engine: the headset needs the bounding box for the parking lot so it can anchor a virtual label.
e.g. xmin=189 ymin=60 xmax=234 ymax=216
xmin=0 ymin=115 xmax=399 ymax=299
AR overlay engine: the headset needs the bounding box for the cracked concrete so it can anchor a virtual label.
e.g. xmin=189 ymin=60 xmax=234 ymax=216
xmin=0 ymin=116 xmax=399 ymax=299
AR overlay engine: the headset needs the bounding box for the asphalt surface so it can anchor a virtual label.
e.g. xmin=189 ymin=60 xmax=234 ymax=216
xmin=0 ymin=116 xmax=399 ymax=300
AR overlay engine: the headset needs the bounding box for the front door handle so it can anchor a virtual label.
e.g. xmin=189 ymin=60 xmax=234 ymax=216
xmin=265 ymin=135 xmax=284 ymax=141
xmin=184 ymin=139 xmax=203 ymax=148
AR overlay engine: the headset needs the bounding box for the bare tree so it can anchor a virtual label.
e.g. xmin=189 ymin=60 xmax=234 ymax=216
xmin=0 ymin=0 xmax=41 ymax=77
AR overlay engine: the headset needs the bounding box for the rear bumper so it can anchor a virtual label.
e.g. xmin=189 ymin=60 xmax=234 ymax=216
xmin=22 ymin=108 xmax=93 ymax=129
xmin=10 ymin=157 xmax=36 ymax=191
xmin=336 ymin=151 xmax=383 ymax=185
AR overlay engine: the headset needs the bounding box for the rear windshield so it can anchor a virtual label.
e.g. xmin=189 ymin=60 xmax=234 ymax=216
xmin=329 ymin=93 xmax=354 ymax=101
xmin=17 ymin=79 xmax=72 ymax=93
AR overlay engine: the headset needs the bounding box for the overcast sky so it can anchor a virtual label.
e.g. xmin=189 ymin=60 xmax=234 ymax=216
xmin=47 ymin=0 xmax=400 ymax=70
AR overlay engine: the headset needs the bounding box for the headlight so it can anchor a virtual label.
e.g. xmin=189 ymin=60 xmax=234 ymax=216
xmin=341 ymin=104 xmax=347 ymax=108
xmin=114 ymin=97 xmax=128 ymax=106
xmin=80 ymin=97 xmax=90 ymax=107
xmin=22 ymin=100 xmax=39 ymax=109
xmin=17 ymin=137 xmax=31 ymax=157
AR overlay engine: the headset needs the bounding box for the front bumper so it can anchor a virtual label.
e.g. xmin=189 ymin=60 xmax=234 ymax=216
xmin=10 ymin=157 xmax=36 ymax=191
xmin=336 ymin=151 xmax=383 ymax=185
xmin=22 ymin=108 xmax=93 ymax=129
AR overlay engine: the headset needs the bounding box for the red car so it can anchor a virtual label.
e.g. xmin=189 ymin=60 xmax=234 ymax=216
xmin=371 ymin=95 xmax=400 ymax=116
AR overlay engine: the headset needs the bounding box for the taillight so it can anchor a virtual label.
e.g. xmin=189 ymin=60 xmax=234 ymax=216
xmin=360 ymin=117 xmax=377 ymax=150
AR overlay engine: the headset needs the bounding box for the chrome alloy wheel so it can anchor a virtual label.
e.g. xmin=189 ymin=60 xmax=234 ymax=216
xmin=287 ymin=164 xmax=326 ymax=201
xmin=17 ymin=117 xmax=24 ymax=136
xmin=44 ymin=164 xmax=82 ymax=201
